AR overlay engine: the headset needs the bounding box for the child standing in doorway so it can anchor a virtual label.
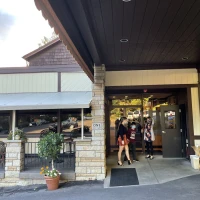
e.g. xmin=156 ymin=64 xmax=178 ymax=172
xmin=128 ymin=122 xmax=139 ymax=162
xmin=124 ymin=122 xmax=139 ymax=162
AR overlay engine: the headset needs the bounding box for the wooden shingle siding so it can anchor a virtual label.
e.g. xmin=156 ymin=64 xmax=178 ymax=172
xmin=0 ymin=73 xmax=58 ymax=93
xmin=105 ymin=69 xmax=198 ymax=86
xmin=28 ymin=42 xmax=78 ymax=66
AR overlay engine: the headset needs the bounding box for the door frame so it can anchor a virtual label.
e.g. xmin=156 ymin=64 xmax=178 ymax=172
xmin=106 ymin=84 xmax=197 ymax=157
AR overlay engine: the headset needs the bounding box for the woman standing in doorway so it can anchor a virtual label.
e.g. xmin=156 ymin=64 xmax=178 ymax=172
xmin=117 ymin=117 xmax=132 ymax=166
xmin=144 ymin=116 xmax=155 ymax=160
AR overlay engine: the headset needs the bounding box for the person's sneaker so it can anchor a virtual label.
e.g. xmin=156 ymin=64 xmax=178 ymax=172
xmin=133 ymin=160 xmax=139 ymax=162
xmin=145 ymin=155 xmax=150 ymax=158
xmin=150 ymin=156 xmax=154 ymax=160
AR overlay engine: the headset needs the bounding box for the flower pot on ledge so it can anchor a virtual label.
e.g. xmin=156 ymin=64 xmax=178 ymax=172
xmin=15 ymin=135 xmax=20 ymax=140
xmin=44 ymin=175 xmax=60 ymax=190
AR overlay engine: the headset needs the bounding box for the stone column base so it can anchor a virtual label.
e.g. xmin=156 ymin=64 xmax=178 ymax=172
xmin=75 ymin=139 xmax=106 ymax=181
xmin=4 ymin=140 xmax=24 ymax=178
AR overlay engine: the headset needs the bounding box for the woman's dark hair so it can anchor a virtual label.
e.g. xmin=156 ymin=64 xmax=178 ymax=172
xmin=120 ymin=117 xmax=127 ymax=123
xmin=118 ymin=117 xmax=127 ymax=129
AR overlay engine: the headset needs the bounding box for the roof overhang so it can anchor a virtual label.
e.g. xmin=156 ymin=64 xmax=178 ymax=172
xmin=34 ymin=0 xmax=200 ymax=74
xmin=34 ymin=0 xmax=94 ymax=82
xmin=0 ymin=92 xmax=92 ymax=110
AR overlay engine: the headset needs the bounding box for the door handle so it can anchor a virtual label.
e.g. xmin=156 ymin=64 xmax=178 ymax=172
xmin=162 ymin=131 xmax=166 ymax=134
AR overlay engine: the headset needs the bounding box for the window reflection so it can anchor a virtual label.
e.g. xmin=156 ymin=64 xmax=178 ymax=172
xmin=61 ymin=109 xmax=92 ymax=138
xmin=17 ymin=111 xmax=57 ymax=136
xmin=0 ymin=113 xmax=10 ymax=136
xmin=0 ymin=109 xmax=92 ymax=138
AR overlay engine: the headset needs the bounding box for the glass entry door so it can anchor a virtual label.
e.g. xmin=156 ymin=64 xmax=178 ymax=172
xmin=125 ymin=107 xmax=142 ymax=123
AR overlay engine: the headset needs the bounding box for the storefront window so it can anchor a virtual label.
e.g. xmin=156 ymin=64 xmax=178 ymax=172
xmin=17 ymin=110 xmax=57 ymax=136
xmin=0 ymin=112 xmax=10 ymax=136
xmin=83 ymin=111 xmax=92 ymax=137
xmin=61 ymin=109 xmax=92 ymax=138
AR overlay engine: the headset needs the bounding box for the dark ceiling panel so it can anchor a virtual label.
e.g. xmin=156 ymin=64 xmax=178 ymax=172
xmin=162 ymin=0 xmax=196 ymax=42
xmin=137 ymin=0 xmax=160 ymax=44
xmin=67 ymin=0 xmax=102 ymax=65
xmin=139 ymin=0 xmax=172 ymax=64
xmin=129 ymin=0 xmax=147 ymax=44
xmin=89 ymin=0 xmax=110 ymax=64
xmin=48 ymin=0 xmax=200 ymax=72
xmin=154 ymin=0 xmax=184 ymax=42
xmin=112 ymin=0 xmax=123 ymax=65
xmin=121 ymin=0 xmax=136 ymax=64
xmin=99 ymin=0 xmax=116 ymax=65
xmin=171 ymin=0 xmax=200 ymax=42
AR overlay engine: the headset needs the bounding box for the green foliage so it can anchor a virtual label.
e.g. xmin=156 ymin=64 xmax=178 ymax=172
xmin=112 ymin=99 xmax=142 ymax=106
xmin=7 ymin=129 xmax=27 ymax=142
xmin=38 ymin=31 xmax=58 ymax=47
xmin=7 ymin=131 xmax=12 ymax=140
xmin=37 ymin=132 xmax=64 ymax=169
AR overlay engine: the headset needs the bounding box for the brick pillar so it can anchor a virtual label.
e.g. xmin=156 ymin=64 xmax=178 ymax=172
xmin=75 ymin=65 xmax=106 ymax=181
xmin=5 ymin=141 xmax=24 ymax=178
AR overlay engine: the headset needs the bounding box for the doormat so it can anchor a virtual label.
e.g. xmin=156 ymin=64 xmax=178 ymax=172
xmin=110 ymin=168 xmax=139 ymax=187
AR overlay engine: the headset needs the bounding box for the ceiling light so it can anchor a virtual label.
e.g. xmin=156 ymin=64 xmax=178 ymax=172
xmin=119 ymin=59 xmax=125 ymax=62
xmin=182 ymin=57 xmax=188 ymax=61
xmin=122 ymin=0 xmax=131 ymax=2
xmin=120 ymin=39 xmax=128 ymax=42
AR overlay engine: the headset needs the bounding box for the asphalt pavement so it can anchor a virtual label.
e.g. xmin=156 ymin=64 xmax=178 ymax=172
xmin=1 ymin=174 xmax=200 ymax=200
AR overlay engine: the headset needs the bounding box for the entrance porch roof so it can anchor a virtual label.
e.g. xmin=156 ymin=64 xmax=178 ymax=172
xmin=35 ymin=0 xmax=200 ymax=81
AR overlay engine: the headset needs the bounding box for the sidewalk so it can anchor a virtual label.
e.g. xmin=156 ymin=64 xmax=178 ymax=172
xmin=1 ymin=175 xmax=200 ymax=200
xmin=105 ymin=152 xmax=200 ymax=187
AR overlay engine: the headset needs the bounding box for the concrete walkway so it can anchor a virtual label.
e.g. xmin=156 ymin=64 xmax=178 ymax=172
xmin=104 ymin=152 xmax=200 ymax=187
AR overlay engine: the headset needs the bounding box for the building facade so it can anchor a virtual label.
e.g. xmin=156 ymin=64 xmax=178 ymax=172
xmin=1 ymin=0 xmax=200 ymax=185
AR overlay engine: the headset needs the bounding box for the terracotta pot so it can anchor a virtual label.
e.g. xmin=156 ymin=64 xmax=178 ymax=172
xmin=44 ymin=175 xmax=60 ymax=190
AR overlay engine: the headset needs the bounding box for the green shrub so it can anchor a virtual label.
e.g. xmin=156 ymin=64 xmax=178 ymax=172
xmin=37 ymin=132 xmax=64 ymax=169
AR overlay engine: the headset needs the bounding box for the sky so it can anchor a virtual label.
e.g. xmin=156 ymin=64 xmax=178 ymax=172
xmin=0 ymin=0 xmax=53 ymax=67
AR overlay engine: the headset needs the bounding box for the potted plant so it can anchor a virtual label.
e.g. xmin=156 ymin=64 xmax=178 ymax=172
xmin=7 ymin=129 xmax=27 ymax=142
xmin=38 ymin=132 xmax=64 ymax=190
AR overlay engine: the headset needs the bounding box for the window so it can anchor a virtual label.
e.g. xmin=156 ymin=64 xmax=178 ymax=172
xmin=61 ymin=109 xmax=92 ymax=138
xmin=164 ymin=111 xmax=176 ymax=129
xmin=17 ymin=110 xmax=57 ymax=136
xmin=0 ymin=112 xmax=10 ymax=136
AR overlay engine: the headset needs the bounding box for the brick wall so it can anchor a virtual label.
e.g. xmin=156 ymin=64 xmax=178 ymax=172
xmin=29 ymin=42 xmax=79 ymax=66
